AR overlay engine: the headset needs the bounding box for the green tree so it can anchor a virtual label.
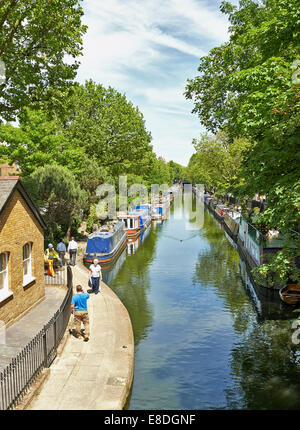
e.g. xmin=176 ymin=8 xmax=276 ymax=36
xmin=59 ymin=80 xmax=153 ymax=178
xmin=185 ymin=0 xmax=300 ymax=281
xmin=0 ymin=0 xmax=87 ymax=121
xmin=167 ymin=160 xmax=185 ymax=183
xmin=185 ymin=0 xmax=300 ymax=230
xmin=0 ymin=107 xmax=71 ymax=176
xmin=0 ymin=106 xmax=112 ymax=196
xmin=186 ymin=132 xmax=250 ymax=193
xmin=23 ymin=164 xmax=87 ymax=242
xmin=146 ymin=156 xmax=171 ymax=186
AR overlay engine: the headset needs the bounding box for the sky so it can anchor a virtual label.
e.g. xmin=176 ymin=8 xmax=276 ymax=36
xmin=76 ymin=0 xmax=239 ymax=167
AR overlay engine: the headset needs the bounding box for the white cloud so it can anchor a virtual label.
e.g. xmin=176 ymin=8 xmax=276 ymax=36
xmin=77 ymin=0 xmax=232 ymax=165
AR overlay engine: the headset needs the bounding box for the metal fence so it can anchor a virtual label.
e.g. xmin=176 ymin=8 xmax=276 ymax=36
xmin=0 ymin=265 xmax=73 ymax=410
xmin=44 ymin=265 xmax=67 ymax=285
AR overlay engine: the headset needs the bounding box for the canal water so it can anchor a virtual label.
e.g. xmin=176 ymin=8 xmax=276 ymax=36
xmin=102 ymin=193 xmax=300 ymax=410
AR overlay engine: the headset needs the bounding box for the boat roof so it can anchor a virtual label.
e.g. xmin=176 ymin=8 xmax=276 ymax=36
xmin=89 ymin=221 xmax=125 ymax=238
xmin=118 ymin=213 xmax=140 ymax=219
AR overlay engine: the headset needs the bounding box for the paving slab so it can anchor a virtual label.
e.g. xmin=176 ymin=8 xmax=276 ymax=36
xmin=28 ymin=260 xmax=134 ymax=410
xmin=0 ymin=285 xmax=66 ymax=372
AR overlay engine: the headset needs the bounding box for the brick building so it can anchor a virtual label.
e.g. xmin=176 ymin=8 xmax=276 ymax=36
xmin=0 ymin=162 xmax=20 ymax=177
xmin=0 ymin=177 xmax=46 ymax=327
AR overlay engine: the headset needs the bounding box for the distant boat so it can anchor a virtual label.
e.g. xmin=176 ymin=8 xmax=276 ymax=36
xmin=215 ymin=204 xmax=230 ymax=217
xmin=279 ymin=283 xmax=300 ymax=305
xmin=151 ymin=203 xmax=163 ymax=220
xmin=223 ymin=209 xmax=241 ymax=239
xmin=117 ymin=206 xmax=151 ymax=238
xmin=83 ymin=221 xmax=127 ymax=266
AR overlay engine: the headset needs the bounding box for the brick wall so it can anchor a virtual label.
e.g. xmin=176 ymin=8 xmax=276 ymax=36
xmin=0 ymin=189 xmax=45 ymax=327
xmin=0 ymin=162 xmax=20 ymax=177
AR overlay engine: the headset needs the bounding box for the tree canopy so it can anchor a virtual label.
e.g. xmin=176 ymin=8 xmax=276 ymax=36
xmin=185 ymin=0 xmax=300 ymax=282
xmin=185 ymin=132 xmax=250 ymax=193
xmin=59 ymin=80 xmax=153 ymax=178
xmin=185 ymin=0 xmax=300 ymax=233
xmin=0 ymin=0 xmax=87 ymax=121
xmin=23 ymin=163 xmax=87 ymax=242
xmin=0 ymin=79 xmax=154 ymax=178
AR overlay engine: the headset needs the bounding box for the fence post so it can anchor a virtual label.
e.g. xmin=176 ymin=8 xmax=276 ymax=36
xmin=43 ymin=330 xmax=48 ymax=368
xmin=67 ymin=265 xmax=73 ymax=290
xmin=53 ymin=316 xmax=57 ymax=349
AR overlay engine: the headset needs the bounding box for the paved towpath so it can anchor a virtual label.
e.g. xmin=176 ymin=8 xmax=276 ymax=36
xmin=0 ymin=286 xmax=66 ymax=372
xmin=28 ymin=261 xmax=134 ymax=410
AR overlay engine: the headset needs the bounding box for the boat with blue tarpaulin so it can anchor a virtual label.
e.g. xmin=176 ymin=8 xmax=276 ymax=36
xmin=83 ymin=221 xmax=127 ymax=266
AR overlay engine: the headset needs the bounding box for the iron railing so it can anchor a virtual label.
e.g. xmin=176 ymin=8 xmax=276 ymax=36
xmin=0 ymin=265 xmax=73 ymax=410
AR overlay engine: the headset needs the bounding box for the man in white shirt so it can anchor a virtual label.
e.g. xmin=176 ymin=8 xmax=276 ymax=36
xmin=68 ymin=237 xmax=78 ymax=266
xmin=89 ymin=258 xmax=102 ymax=294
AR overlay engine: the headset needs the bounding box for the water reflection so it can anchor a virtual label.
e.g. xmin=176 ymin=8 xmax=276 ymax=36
xmin=102 ymin=193 xmax=300 ymax=410
xmin=196 ymin=206 xmax=300 ymax=410
xmin=127 ymin=224 xmax=151 ymax=256
xmin=107 ymin=226 xmax=158 ymax=347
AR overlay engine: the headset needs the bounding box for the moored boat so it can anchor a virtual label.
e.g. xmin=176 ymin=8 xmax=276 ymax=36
xmin=117 ymin=207 xmax=151 ymax=238
xmin=223 ymin=209 xmax=241 ymax=239
xmin=151 ymin=202 xmax=170 ymax=220
xmin=215 ymin=204 xmax=230 ymax=217
xmin=151 ymin=203 xmax=163 ymax=220
xmin=279 ymin=283 xmax=300 ymax=305
xmin=83 ymin=221 xmax=127 ymax=266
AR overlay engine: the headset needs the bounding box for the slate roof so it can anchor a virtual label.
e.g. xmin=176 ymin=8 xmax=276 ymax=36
xmin=0 ymin=177 xmax=18 ymax=214
xmin=0 ymin=176 xmax=46 ymax=229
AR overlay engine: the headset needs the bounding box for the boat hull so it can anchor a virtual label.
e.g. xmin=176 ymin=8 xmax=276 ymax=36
xmin=279 ymin=284 xmax=300 ymax=305
xmin=125 ymin=217 xmax=151 ymax=237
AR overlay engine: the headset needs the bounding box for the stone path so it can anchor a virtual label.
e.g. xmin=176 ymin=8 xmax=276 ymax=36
xmin=0 ymin=285 xmax=66 ymax=372
xmin=28 ymin=262 xmax=134 ymax=410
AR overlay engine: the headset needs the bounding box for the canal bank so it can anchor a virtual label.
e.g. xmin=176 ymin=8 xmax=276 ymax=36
xmin=28 ymin=260 xmax=134 ymax=410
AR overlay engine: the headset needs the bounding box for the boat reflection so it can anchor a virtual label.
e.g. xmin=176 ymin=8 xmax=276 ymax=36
xmin=102 ymin=245 xmax=127 ymax=285
xmin=127 ymin=224 xmax=151 ymax=256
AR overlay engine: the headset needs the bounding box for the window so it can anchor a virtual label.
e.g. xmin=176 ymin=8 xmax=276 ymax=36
xmin=0 ymin=252 xmax=12 ymax=301
xmin=0 ymin=253 xmax=8 ymax=292
xmin=23 ymin=243 xmax=33 ymax=285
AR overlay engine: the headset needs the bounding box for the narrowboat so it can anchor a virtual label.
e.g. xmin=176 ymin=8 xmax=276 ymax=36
xmin=151 ymin=203 xmax=164 ymax=220
xmin=151 ymin=202 xmax=170 ymax=220
xmin=83 ymin=221 xmax=127 ymax=266
xmin=215 ymin=204 xmax=230 ymax=217
xmin=223 ymin=209 xmax=241 ymax=240
xmin=279 ymin=283 xmax=300 ymax=305
xmin=237 ymin=216 xmax=284 ymax=278
xmin=135 ymin=203 xmax=151 ymax=212
xmin=117 ymin=208 xmax=151 ymax=238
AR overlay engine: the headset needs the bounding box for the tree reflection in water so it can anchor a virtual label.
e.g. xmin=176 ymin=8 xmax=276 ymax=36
xmin=194 ymin=207 xmax=300 ymax=409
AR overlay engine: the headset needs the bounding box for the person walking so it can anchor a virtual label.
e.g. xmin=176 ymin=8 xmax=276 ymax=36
xmin=57 ymin=239 xmax=66 ymax=267
xmin=68 ymin=237 xmax=78 ymax=266
xmin=71 ymin=285 xmax=90 ymax=341
xmin=89 ymin=258 xmax=102 ymax=294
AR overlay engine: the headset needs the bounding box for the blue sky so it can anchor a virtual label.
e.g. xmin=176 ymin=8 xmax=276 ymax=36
xmin=76 ymin=0 xmax=239 ymax=166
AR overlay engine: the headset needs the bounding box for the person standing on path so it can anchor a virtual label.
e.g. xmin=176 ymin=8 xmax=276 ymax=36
xmin=68 ymin=237 xmax=78 ymax=266
xmin=89 ymin=258 xmax=102 ymax=294
xmin=45 ymin=244 xmax=59 ymax=277
xmin=57 ymin=239 xmax=66 ymax=267
xmin=71 ymin=285 xmax=90 ymax=341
